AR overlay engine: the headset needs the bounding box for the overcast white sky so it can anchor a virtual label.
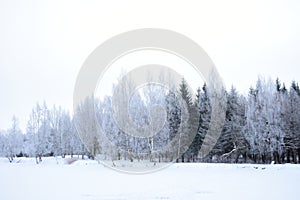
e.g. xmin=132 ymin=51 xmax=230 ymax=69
xmin=0 ymin=0 xmax=299 ymax=131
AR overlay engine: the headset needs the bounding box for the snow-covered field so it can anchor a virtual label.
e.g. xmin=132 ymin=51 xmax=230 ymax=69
xmin=0 ymin=157 xmax=299 ymax=200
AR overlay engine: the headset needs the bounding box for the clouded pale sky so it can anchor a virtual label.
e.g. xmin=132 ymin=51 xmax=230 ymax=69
xmin=0 ymin=0 xmax=299 ymax=131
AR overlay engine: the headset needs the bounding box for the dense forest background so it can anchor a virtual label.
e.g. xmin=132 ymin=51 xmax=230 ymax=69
xmin=0 ymin=76 xmax=299 ymax=164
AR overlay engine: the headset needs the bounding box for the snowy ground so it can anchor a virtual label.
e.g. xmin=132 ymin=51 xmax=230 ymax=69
xmin=0 ymin=157 xmax=299 ymax=200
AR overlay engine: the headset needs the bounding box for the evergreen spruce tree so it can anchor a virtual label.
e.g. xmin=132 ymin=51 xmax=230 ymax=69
xmin=178 ymin=79 xmax=201 ymax=162
xmin=284 ymin=81 xmax=300 ymax=163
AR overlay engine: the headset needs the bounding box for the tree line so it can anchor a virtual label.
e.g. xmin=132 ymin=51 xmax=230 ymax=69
xmin=0 ymin=104 xmax=85 ymax=163
xmin=0 ymin=76 xmax=299 ymax=164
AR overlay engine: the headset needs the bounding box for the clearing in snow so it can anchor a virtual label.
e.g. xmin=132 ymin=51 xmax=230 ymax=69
xmin=0 ymin=157 xmax=299 ymax=200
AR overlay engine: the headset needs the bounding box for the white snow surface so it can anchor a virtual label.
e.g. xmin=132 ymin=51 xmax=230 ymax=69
xmin=0 ymin=157 xmax=299 ymax=200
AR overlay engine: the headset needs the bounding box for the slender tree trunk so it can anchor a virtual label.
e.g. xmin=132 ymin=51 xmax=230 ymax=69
xmin=82 ymin=144 xmax=85 ymax=159
xmin=287 ymin=149 xmax=291 ymax=163
xmin=252 ymin=154 xmax=256 ymax=163
xmin=234 ymin=153 xmax=239 ymax=163
xmin=243 ymin=152 xmax=247 ymax=163
xmin=273 ymin=151 xmax=279 ymax=164
xmin=292 ymin=150 xmax=297 ymax=164
xmin=277 ymin=152 xmax=281 ymax=164
xmin=281 ymin=153 xmax=285 ymax=164
xmin=262 ymin=154 xmax=266 ymax=164
xmin=297 ymin=149 xmax=300 ymax=163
